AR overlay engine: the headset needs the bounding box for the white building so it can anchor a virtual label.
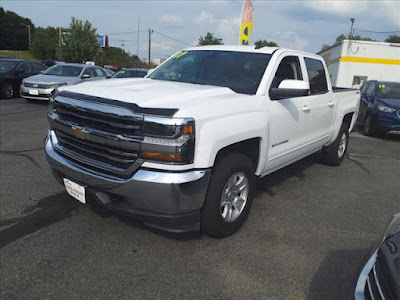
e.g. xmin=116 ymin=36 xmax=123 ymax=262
xmin=318 ymin=40 xmax=400 ymax=88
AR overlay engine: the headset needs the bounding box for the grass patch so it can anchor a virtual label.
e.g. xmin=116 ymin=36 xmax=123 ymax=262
xmin=0 ymin=50 xmax=37 ymax=60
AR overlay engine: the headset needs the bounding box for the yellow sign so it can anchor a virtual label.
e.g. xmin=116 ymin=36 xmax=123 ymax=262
xmin=239 ymin=0 xmax=253 ymax=45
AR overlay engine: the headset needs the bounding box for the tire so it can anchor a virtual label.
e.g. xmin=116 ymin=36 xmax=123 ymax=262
xmin=201 ymin=152 xmax=255 ymax=238
xmin=1 ymin=81 xmax=15 ymax=99
xmin=363 ymin=114 xmax=376 ymax=136
xmin=321 ymin=122 xmax=349 ymax=166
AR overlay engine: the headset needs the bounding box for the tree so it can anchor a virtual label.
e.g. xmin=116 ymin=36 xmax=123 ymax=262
xmin=198 ymin=32 xmax=223 ymax=45
xmin=254 ymin=40 xmax=278 ymax=48
xmin=100 ymin=47 xmax=147 ymax=69
xmin=320 ymin=44 xmax=331 ymax=51
xmin=31 ymin=27 xmax=59 ymax=60
xmin=57 ymin=17 xmax=101 ymax=62
xmin=351 ymin=35 xmax=375 ymax=42
xmin=0 ymin=8 xmax=35 ymax=50
xmin=335 ymin=34 xmax=346 ymax=43
xmin=385 ymin=34 xmax=400 ymax=43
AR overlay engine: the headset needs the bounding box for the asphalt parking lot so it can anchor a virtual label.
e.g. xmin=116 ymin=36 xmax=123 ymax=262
xmin=1 ymin=97 xmax=399 ymax=300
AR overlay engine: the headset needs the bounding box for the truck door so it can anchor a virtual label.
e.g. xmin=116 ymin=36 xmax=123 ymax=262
xmin=264 ymin=54 xmax=311 ymax=173
xmin=302 ymin=57 xmax=335 ymax=149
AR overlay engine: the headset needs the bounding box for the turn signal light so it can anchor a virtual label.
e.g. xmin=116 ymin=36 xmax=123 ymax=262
xmin=141 ymin=152 xmax=186 ymax=162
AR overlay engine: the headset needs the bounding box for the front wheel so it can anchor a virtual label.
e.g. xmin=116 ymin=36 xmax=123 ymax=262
xmin=363 ymin=115 xmax=376 ymax=136
xmin=321 ymin=122 xmax=349 ymax=166
xmin=201 ymin=152 xmax=255 ymax=238
xmin=1 ymin=81 xmax=15 ymax=99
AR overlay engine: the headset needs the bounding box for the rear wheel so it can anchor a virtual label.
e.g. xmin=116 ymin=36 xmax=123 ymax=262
xmin=201 ymin=152 xmax=255 ymax=238
xmin=321 ymin=122 xmax=349 ymax=166
xmin=1 ymin=81 xmax=15 ymax=99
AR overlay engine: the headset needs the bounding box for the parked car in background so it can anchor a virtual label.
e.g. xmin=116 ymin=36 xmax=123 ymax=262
xmin=352 ymin=213 xmax=400 ymax=300
xmin=358 ymin=81 xmax=400 ymax=136
xmin=20 ymin=63 xmax=111 ymax=101
xmin=104 ymin=68 xmax=115 ymax=77
xmin=111 ymin=68 xmax=147 ymax=79
xmin=0 ymin=58 xmax=47 ymax=99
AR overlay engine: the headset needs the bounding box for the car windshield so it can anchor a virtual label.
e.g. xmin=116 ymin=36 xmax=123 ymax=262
xmin=148 ymin=50 xmax=272 ymax=95
xmin=377 ymin=82 xmax=400 ymax=100
xmin=112 ymin=69 xmax=147 ymax=78
xmin=0 ymin=60 xmax=18 ymax=73
xmin=42 ymin=64 xmax=83 ymax=77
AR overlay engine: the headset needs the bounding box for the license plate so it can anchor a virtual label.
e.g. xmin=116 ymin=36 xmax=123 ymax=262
xmin=63 ymin=178 xmax=86 ymax=203
xmin=29 ymin=89 xmax=39 ymax=95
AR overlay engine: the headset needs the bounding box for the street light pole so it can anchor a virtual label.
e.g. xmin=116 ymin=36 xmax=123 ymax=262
xmin=20 ymin=23 xmax=31 ymax=49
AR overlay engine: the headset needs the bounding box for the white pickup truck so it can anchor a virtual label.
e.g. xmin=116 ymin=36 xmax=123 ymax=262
xmin=45 ymin=45 xmax=360 ymax=237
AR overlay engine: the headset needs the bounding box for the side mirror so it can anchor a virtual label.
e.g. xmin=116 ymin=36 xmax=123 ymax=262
xmin=82 ymin=74 xmax=91 ymax=79
xmin=361 ymin=93 xmax=369 ymax=101
xmin=269 ymin=79 xmax=310 ymax=100
xmin=106 ymin=75 xmax=111 ymax=79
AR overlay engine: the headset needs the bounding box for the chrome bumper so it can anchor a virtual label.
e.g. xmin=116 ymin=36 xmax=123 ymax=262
xmin=45 ymin=135 xmax=211 ymax=232
xmin=20 ymin=85 xmax=54 ymax=100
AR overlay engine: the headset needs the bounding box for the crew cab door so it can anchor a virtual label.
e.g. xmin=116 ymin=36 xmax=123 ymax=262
xmin=263 ymin=54 xmax=311 ymax=173
xmin=302 ymin=56 xmax=335 ymax=148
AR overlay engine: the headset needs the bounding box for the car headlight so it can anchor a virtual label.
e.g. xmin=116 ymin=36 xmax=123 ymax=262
xmin=49 ymin=83 xmax=68 ymax=89
xmin=377 ymin=104 xmax=396 ymax=113
xmin=140 ymin=116 xmax=195 ymax=164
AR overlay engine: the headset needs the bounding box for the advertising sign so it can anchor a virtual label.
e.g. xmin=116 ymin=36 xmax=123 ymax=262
xmin=239 ymin=0 xmax=254 ymax=45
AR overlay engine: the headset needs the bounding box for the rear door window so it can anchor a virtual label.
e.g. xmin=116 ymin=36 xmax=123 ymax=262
xmin=304 ymin=58 xmax=328 ymax=94
xmin=16 ymin=62 xmax=31 ymax=73
xmin=94 ymin=68 xmax=105 ymax=77
xmin=32 ymin=62 xmax=47 ymax=72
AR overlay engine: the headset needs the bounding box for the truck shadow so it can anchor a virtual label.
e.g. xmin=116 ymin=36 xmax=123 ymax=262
xmin=306 ymin=248 xmax=369 ymax=300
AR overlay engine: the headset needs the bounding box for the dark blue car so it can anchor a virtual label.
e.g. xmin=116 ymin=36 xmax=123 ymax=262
xmin=358 ymin=81 xmax=400 ymax=136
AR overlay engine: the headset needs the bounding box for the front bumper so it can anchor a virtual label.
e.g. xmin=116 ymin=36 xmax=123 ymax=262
xmin=374 ymin=111 xmax=400 ymax=132
xmin=45 ymin=135 xmax=211 ymax=232
xmin=20 ymin=85 xmax=54 ymax=100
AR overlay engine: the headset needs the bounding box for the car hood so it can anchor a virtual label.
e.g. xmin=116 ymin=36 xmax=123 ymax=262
xmin=58 ymin=78 xmax=256 ymax=118
xmin=378 ymin=97 xmax=400 ymax=109
xmin=25 ymin=74 xmax=81 ymax=85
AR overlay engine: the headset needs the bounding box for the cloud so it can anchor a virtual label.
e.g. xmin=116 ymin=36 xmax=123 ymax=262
xmin=196 ymin=11 xmax=216 ymax=25
xmin=272 ymin=31 xmax=309 ymax=51
xmin=160 ymin=15 xmax=183 ymax=28
xmin=217 ymin=17 xmax=241 ymax=44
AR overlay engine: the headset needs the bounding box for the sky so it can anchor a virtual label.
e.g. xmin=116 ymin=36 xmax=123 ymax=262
xmin=2 ymin=0 xmax=400 ymax=60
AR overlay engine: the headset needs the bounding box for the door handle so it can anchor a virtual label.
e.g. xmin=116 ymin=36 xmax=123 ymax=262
xmin=328 ymin=101 xmax=335 ymax=107
xmin=302 ymin=105 xmax=311 ymax=112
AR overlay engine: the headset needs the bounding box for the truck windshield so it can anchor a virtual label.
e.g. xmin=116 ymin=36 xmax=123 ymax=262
xmin=148 ymin=50 xmax=272 ymax=95
xmin=377 ymin=82 xmax=400 ymax=100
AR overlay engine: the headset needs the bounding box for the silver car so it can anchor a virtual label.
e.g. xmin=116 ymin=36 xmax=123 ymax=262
xmin=20 ymin=63 xmax=111 ymax=101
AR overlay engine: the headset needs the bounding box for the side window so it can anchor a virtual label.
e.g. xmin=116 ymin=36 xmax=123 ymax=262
xmin=83 ymin=68 xmax=95 ymax=77
xmin=366 ymin=84 xmax=375 ymax=98
xmin=94 ymin=68 xmax=105 ymax=77
xmin=16 ymin=62 xmax=31 ymax=73
xmin=270 ymin=56 xmax=302 ymax=89
xmin=32 ymin=62 xmax=46 ymax=72
xmin=304 ymin=58 xmax=328 ymax=95
xmin=360 ymin=82 xmax=370 ymax=94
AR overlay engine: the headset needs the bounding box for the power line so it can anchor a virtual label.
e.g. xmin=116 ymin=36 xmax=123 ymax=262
xmin=353 ymin=28 xmax=400 ymax=34
xmin=152 ymin=30 xmax=195 ymax=47
xmin=107 ymin=30 xmax=147 ymax=36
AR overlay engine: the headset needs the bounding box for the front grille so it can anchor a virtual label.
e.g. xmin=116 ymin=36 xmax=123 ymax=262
xmin=364 ymin=260 xmax=394 ymax=300
xmin=24 ymin=82 xmax=50 ymax=89
xmin=51 ymin=97 xmax=144 ymax=178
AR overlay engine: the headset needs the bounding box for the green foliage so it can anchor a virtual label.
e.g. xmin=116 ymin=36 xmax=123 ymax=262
xmin=31 ymin=27 xmax=59 ymax=60
xmin=100 ymin=47 xmax=147 ymax=69
xmin=0 ymin=50 xmax=36 ymax=60
xmin=351 ymin=35 xmax=376 ymax=42
xmin=0 ymin=7 xmax=35 ymax=50
xmin=385 ymin=35 xmax=400 ymax=43
xmin=254 ymin=40 xmax=278 ymax=48
xmin=320 ymin=44 xmax=331 ymax=51
xmin=335 ymin=34 xmax=346 ymax=43
xmin=198 ymin=32 xmax=223 ymax=46
xmin=57 ymin=17 xmax=101 ymax=62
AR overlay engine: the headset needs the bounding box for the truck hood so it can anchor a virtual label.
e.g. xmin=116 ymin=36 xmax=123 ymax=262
xmin=25 ymin=74 xmax=81 ymax=85
xmin=59 ymin=78 xmax=245 ymax=112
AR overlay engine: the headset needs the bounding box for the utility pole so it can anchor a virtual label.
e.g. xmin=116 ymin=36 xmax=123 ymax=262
xmin=20 ymin=23 xmax=31 ymax=49
xmin=148 ymin=29 xmax=153 ymax=68
xmin=349 ymin=18 xmax=355 ymax=39
xmin=137 ymin=17 xmax=140 ymax=57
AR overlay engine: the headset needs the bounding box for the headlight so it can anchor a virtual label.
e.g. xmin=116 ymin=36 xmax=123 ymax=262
xmin=378 ymin=104 xmax=396 ymax=113
xmin=49 ymin=83 xmax=67 ymax=89
xmin=140 ymin=116 xmax=195 ymax=164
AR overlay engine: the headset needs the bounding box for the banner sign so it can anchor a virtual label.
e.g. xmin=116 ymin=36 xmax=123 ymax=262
xmin=239 ymin=0 xmax=254 ymax=45
xmin=97 ymin=34 xmax=106 ymax=47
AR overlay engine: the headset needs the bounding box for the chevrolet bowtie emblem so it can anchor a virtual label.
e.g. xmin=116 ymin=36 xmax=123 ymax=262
xmin=72 ymin=127 xmax=89 ymax=139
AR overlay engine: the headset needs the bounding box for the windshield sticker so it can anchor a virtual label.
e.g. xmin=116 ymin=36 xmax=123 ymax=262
xmin=173 ymin=51 xmax=188 ymax=59
xmin=120 ymin=70 xmax=125 ymax=74
xmin=378 ymin=84 xmax=386 ymax=89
